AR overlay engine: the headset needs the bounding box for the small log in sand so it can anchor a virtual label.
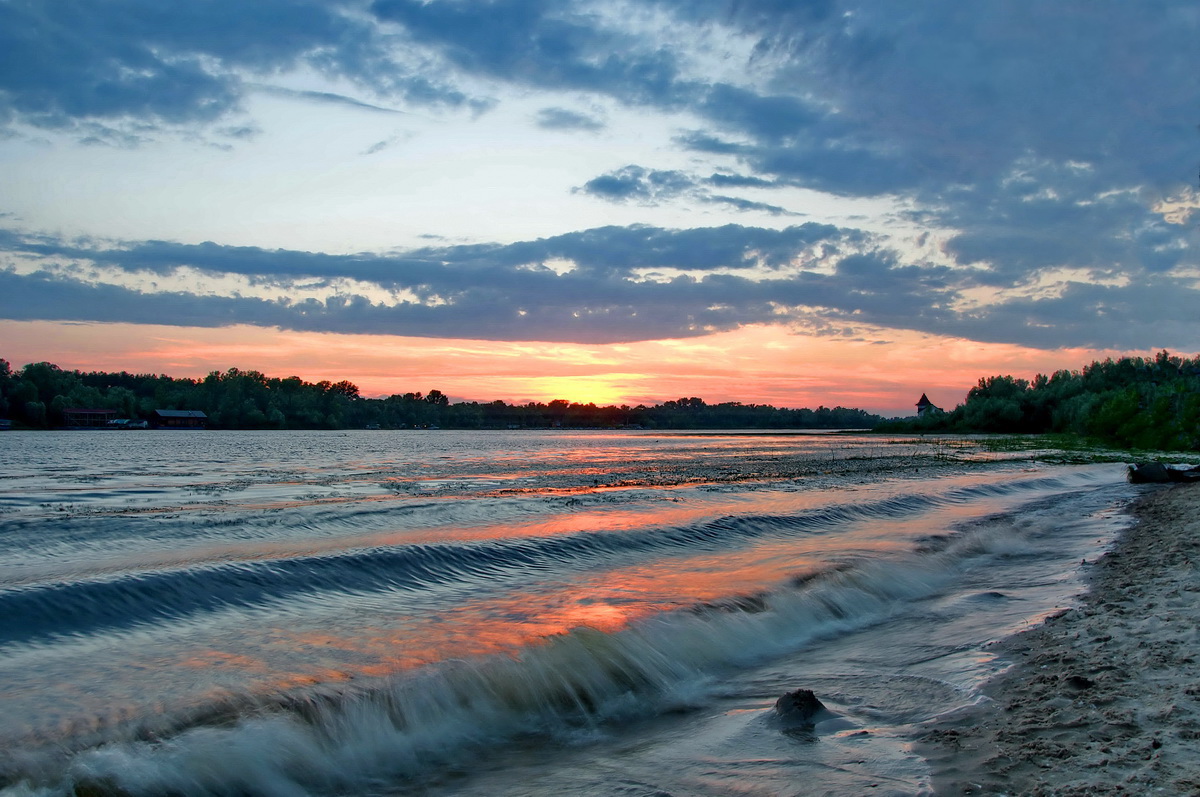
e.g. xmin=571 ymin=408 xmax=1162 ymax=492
xmin=919 ymin=482 xmax=1200 ymax=795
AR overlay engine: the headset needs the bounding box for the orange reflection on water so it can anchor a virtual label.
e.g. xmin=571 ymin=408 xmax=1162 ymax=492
xmin=147 ymin=489 xmax=924 ymax=703
xmin=199 ymin=548 xmax=827 ymax=694
xmin=174 ymin=649 xmax=270 ymax=673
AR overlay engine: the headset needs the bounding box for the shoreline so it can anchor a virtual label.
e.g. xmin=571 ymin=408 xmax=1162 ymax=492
xmin=918 ymin=481 xmax=1200 ymax=795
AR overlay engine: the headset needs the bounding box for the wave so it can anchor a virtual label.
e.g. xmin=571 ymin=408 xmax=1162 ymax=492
xmin=0 ymin=514 xmax=1039 ymax=797
xmin=0 ymin=471 xmax=1103 ymax=649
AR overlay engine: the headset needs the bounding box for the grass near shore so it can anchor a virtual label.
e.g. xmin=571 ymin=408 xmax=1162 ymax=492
xmin=901 ymin=432 xmax=1200 ymax=466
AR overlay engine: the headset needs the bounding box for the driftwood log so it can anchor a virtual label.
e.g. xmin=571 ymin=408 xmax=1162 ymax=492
xmin=1128 ymin=463 xmax=1200 ymax=484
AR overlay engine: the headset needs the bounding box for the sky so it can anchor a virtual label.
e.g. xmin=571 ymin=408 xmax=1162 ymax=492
xmin=0 ymin=0 xmax=1197 ymax=416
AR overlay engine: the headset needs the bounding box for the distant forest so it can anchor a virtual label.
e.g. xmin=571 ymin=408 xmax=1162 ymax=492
xmin=1 ymin=352 xmax=1196 ymax=449
xmin=0 ymin=359 xmax=880 ymax=431
xmin=879 ymin=350 xmax=1199 ymax=451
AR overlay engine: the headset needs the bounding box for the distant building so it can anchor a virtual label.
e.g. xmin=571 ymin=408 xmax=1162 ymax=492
xmin=916 ymin=393 xmax=943 ymax=418
xmin=153 ymin=409 xmax=208 ymax=429
xmin=63 ymin=408 xmax=118 ymax=428
xmin=106 ymin=418 xmax=149 ymax=429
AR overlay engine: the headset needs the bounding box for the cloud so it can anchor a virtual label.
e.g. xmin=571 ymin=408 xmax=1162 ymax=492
xmin=662 ymin=2 xmax=1198 ymax=302
xmin=534 ymin=107 xmax=605 ymax=132
xmin=1 ymin=0 xmax=1196 ymax=357
xmin=578 ymin=166 xmax=695 ymax=203
xmin=703 ymin=195 xmax=799 ymax=216
xmin=216 ymin=124 xmax=261 ymax=141
xmin=579 ymin=165 xmax=800 ymax=215
xmin=933 ymin=281 xmax=1200 ymax=351
xmin=2 ymin=222 xmax=1197 ymax=351
xmin=361 ymin=131 xmax=415 ymax=156
xmin=0 ymin=222 xmax=859 ymax=281
xmin=250 ymin=85 xmax=410 ymax=115
xmin=6 ymin=0 xmax=1196 ymax=207
xmin=936 ymin=164 xmax=1199 ymax=281
xmin=0 ymin=0 xmax=478 ymax=138
xmin=0 ymin=222 xmax=871 ymax=343
xmin=697 ymin=83 xmax=824 ymax=143
xmin=369 ymin=0 xmax=692 ymax=107
xmin=704 ymin=173 xmax=776 ymax=189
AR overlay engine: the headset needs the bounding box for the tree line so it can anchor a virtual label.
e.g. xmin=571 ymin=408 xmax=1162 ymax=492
xmin=3 ymin=352 xmax=1195 ymax=447
xmin=0 ymin=359 xmax=882 ymax=431
xmin=879 ymin=350 xmax=1200 ymax=450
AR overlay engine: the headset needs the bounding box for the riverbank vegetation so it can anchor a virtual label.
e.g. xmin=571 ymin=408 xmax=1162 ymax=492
xmin=879 ymin=351 xmax=1199 ymax=451
xmin=0 ymin=359 xmax=878 ymax=431
xmin=1 ymin=352 xmax=1195 ymax=449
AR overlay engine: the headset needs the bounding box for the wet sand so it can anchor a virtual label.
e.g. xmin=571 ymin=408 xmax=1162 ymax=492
xmin=919 ymin=482 xmax=1200 ymax=795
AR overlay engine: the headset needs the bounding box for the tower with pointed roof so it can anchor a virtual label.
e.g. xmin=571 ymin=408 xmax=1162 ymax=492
xmin=916 ymin=393 xmax=942 ymax=417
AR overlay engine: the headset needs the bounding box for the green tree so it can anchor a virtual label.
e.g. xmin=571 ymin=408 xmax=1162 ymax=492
xmin=24 ymin=400 xmax=46 ymax=427
xmin=0 ymin=359 xmax=11 ymax=417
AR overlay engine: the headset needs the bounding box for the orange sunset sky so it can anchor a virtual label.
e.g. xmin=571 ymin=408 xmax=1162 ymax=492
xmin=0 ymin=319 xmax=1140 ymax=417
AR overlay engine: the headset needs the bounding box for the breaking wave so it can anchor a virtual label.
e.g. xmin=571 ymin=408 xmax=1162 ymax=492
xmin=1 ymin=481 xmax=1097 ymax=797
xmin=1 ymin=473 xmax=1083 ymax=648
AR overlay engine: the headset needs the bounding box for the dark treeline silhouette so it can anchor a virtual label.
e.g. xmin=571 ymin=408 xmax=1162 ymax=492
xmin=0 ymin=359 xmax=880 ymax=430
xmin=879 ymin=351 xmax=1200 ymax=451
xmin=4 ymin=353 xmax=1195 ymax=447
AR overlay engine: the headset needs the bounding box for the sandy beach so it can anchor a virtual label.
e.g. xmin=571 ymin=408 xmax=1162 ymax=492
xmin=920 ymin=481 xmax=1200 ymax=795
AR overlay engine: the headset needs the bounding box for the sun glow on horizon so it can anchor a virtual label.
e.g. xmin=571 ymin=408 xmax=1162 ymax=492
xmin=0 ymin=319 xmax=1154 ymax=417
xmin=521 ymin=376 xmax=638 ymax=408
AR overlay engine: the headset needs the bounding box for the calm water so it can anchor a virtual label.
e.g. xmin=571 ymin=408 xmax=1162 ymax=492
xmin=0 ymin=430 xmax=1139 ymax=796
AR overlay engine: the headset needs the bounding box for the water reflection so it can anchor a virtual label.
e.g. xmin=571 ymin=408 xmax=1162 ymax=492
xmin=0 ymin=430 xmax=1106 ymax=764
